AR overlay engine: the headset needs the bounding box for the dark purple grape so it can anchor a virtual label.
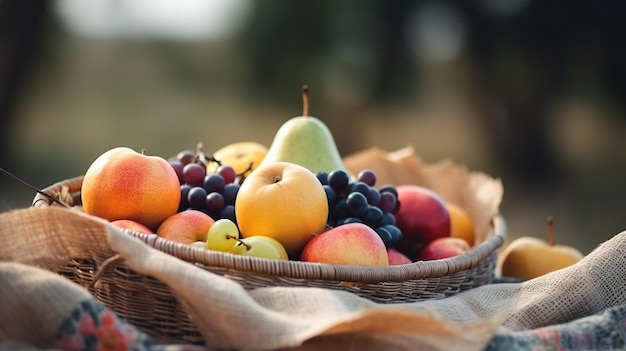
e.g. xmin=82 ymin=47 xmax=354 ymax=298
xmin=377 ymin=192 xmax=397 ymax=213
xmin=187 ymin=187 xmax=207 ymax=209
xmin=203 ymin=173 xmax=226 ymax=193
xmin=169 ymin=160 xmax=185 ymax=183
xmin=183 ymin=163 xmax=206 ymax=186
xmin=332 ymin=199 xmax=349 ymax=220
xmin=346 ymin=192 xmax=368 ymax=217
xmin=179 ymin=184 xmax=193 ymax=211
xmin=328 ymin=170 xmax=350 ymax=193
xmin=357 ymin=169 xmax=376 ymax=187
xmin=220 ymin=205 xmax=237 ymax=224
xmin=316 ymin=171 xmax=329 ymax=185
xmin=366 ymin=187 xmax=381 ymax=206
xmin=375 ymin=226 xmax=393 ymax=247
xmin=218 ymin=165 xmax=237 ymax=184
xmin=362 ymin=206 xmax=384 ymax=227
xmin=222 ymin=183 xmax=240 ymax=206
xmin=348 ymin=181 xmax=369 ymax=197
xmin=205 ymin=192 xmax=225 ymax=212
xmin=379 ymin=185 xmax=398 ymax=198
xmin=177 ymin=149 xmax=195 ymax=165
xmin=383 ymin=224 xmax=402 ymax=246
xmin=382 ymin=212 xmax=396 ymax=226
xmin=323 ymin=185 xmax=337 ymax=208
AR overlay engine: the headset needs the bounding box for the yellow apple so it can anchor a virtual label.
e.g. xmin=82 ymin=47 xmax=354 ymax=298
xmin=498 ymin=216 xmax=584 ymax=280
xmin=235 ymin=161 xmax=329 ymax=258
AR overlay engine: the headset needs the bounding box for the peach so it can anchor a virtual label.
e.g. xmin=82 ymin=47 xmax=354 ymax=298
xmin=156 ymin=209 xmax=215 ymax=245
xmin=111 ymin=219 xmax=154 ymax=234
xmin=235 ymin=161 xmax=328 ymax=258
xmin=418 ymin=237 xmax=470 ymax=261
xmin=300 ymin=223 xmax=389 ymax=266
xmin=81 ymin=147 xmax=180 ymax=230
xmin=387 ymin=248 xmax=412 ymax=265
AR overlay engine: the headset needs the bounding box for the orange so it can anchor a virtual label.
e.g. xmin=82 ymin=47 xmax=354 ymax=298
xmin=446 ymin=202 xmax=475 ymax=246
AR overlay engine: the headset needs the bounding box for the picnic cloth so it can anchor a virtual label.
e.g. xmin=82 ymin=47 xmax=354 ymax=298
xmin=1 ymin=207 xmax=626 ymax=350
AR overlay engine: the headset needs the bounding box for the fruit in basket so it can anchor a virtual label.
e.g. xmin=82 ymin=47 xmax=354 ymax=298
xmin=418 ymin=237 xmax=471 ymax=261
xmin=259 ymin=86 xmax=348 ymax=175
xmin=300 ymin=223 xmax=389 ymax=266
xmin=229 ymin=236 xmax=289 ymax=260
xmin=207 ymin=141 xmax=268 ymax=176
xmin=81 ymin=147 xmax=181 ymax=230
xmin=446 ymin=202 xmax=475 ymax=246
xmin=387 ymin=248 xmax=412 ymax=265
xmin=394 ymin=185 xmax=451 ymax=260
xmin=110 ymin=219 xmax=154 ymax=234
xmin=498 ymin=216 xmax=584 ymax=281
xmin=235 ymin=161 xmax=328 ymax=258
xmin=172 ymin=150 xmax=242 ymax=222
xmin=206 ymin=218 xmax=240 ymax=252
xmin=156 ymin=209 xmax=215 ymax=245
xmin=316 ymin=168 xmax=403 ymax=248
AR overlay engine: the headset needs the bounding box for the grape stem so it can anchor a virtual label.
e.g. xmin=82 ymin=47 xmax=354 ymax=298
xmin=234 ymin=237 xmax=251 ymax=251
xmin=546 ymin=216 xmax=555 ymax=246
xmin=195 ymin=141 xmax=221 ymax=167
xmin=302 ymin=85 xmax=309 ymax=117
xmin=0 ymin=167 xmax=70 ymax=208
xmin=236 ymin=162 xmax=254 ymax=185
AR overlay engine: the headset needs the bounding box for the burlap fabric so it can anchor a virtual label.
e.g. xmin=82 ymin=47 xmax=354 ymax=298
xmin=1 ymin=206 xmax=626 ymax=350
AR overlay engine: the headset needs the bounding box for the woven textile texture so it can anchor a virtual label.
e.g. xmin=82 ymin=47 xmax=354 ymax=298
xmin=1 ymin=206 xmax=626 ymax=350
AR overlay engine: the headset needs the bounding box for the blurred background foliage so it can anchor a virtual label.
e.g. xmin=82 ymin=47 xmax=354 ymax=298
xmin=1 ymin=0 xmax=625 ymax=253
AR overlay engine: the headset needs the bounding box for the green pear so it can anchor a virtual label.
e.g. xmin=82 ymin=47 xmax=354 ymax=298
xmin=259 ymin=86 xmax=349 ymax=175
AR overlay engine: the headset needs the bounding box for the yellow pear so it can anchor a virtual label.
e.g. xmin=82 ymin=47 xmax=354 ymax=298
xmin=259 ymin=86 xmax=348 ymax=175
xmin=498 ymin=216 xmax=584 ymax=281
xmin=207 ymin=141 xmax=268 ymax=176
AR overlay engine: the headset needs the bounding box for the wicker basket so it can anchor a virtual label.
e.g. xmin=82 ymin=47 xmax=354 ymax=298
xmin=32 ymin=175 xmax=506 ymax=344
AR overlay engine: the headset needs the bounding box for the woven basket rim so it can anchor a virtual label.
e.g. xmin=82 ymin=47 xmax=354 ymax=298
xmin=33 ymin=175 xmax=505 ymax=284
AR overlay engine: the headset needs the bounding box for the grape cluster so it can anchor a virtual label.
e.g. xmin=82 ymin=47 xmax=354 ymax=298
xmin=316 ymin=169 xmax=402 ymax=248
xmin=168 ymin=149 xmax=239 ymax=224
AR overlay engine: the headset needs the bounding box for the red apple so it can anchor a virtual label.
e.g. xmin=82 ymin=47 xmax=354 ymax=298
xmin=387 ymin=248 xmax=412 ymax=265
xmin=418 ymin=237 xmax=470 ymax=261
xmin=300 ymin=223 xmax=389 ymax=266
xmin=395 ymin=185 xmax=451 ymax=260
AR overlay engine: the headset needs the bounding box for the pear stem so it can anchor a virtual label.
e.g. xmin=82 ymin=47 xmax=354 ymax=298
xmin=546 ymin=216 xmax=555 ymax=246
xmin=302 ymin=85 xmax=309 ymax=117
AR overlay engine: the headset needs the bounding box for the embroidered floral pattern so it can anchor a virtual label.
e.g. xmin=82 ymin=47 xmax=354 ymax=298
xmin=57 ymin=299 xmax=153 ymax=351
xmin=486 ymin=304 xmax=626 ymax=350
